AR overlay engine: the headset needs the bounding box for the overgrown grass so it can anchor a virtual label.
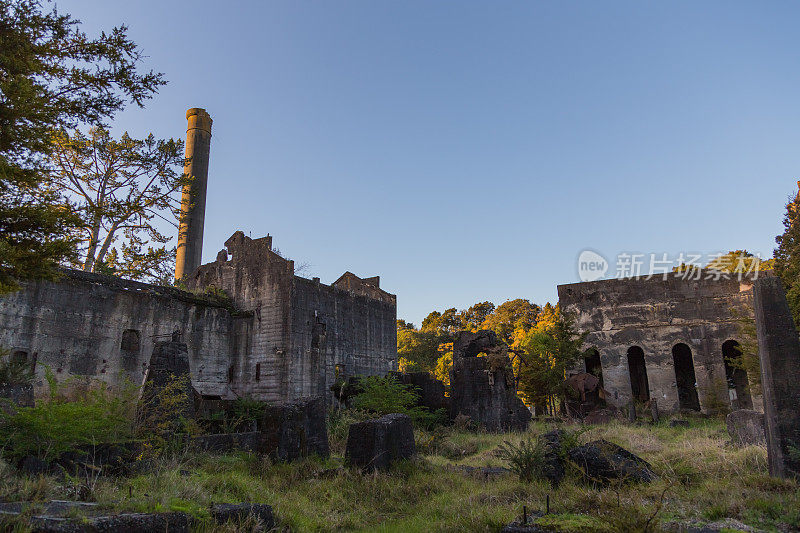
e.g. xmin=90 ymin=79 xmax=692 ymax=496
xmin=0 ymin=375 xmax=136 ymax=461
xmin=0 ymin=417 xmax=797 ymax=532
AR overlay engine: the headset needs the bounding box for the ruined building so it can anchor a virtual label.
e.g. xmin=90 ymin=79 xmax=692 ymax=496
xmin=0 ymin=108 xmax=397 ymax=402
xmin=558 ymin=271 xmax=764 ymax=414
xmin=449 ymin=330 xmax=531 ymax=431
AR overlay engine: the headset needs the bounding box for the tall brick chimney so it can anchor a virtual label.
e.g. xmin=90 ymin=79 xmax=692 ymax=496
xmin=175 ymin=108 xmax=212 ymax=280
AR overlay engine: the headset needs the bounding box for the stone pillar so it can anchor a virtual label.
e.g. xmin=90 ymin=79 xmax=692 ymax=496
xmin=175 ymin=108 xmax=212 ymax=280
xmin=141 ymin=340 xmax=195 ymax=425
xmin=753 ymin=276 xmax=800 ymax=479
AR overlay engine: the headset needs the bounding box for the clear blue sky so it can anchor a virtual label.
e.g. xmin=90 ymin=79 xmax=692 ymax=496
xmin=59 ymin=1 xmax=799 ymax=326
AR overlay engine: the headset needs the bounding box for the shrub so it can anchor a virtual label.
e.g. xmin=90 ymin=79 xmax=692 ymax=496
xmin=227 ymin=396 xmax=267 ymax=432
xmin=327 ymin=407 xmax=373 ymax=455
xmin=494 ymin=438 xmax=546 ymax=482
xmin=0 ymin=372 xmax=135 ymax=461
xmin=350 ymin=375 xmax=446 ymax=429
xmin=350 ymin=375 xmax=419 ymax=413
xmin=0 ymin=348 xmax=34 ymax=385
xmin=134 ymin=374 xmax=200 ymax=456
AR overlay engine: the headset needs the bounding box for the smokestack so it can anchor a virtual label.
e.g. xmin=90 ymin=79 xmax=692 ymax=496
xmin=175 ymin=108 xmax=212 ymax=280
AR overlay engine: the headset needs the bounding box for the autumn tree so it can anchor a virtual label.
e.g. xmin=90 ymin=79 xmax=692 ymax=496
xmin=517 ymin=306 xmax=586 ymax=415
xmin=706 ymin=250 xmax=773 ymax=274
xmin=0 ymin=0 xmax=165 ymax=293
xmin=774 ymin=183 xmax=800 ymax=327
xmin=398 ymin=300 xmax=542 ymax=383
xmin=50 ymin=127 xmax=186 ymax=283
xmin=459 ymin=301 xmax=495 ymax=331
xmin=397 ymin=320 xmax=440 ymax=373
xmin=420 ymin=308 xmax=460 ymax=338
xmin=481 ymin=298 xmax=541 ymax=349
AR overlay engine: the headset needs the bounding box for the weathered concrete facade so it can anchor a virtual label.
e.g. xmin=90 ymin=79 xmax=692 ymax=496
xmin=0 ymin=232 xmax=397 ymax=403
xmin=189 ymin=231 xmax=397 ymax=402
xmin=558 ymin=272 xmax=763 ymax=413
xmin=0 ymin=271 xmax=235 ymax=398
xmin=753 ymin=276 xmax=800 ymax=479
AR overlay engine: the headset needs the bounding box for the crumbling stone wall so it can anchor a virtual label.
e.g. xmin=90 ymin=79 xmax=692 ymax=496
xmin=449 ymin=330 xmax=531 ymax=431
xmin=0 ymin=232 xmax=397 ymax=404
xmin=291 ymin=275 xmax=396 ymax=400
xmin=191 ymin=232 xmax=294 ymax=400
xmin=0 ymin=270 xmax=234 ymax=398
xmin=189 ymin=231 xmax=397 ymax=403
xmin=558 ymin=271 xmax=764 ymax=413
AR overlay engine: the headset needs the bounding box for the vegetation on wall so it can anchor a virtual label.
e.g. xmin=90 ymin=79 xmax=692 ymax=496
xmin=0 ymin=370 xmax=137 ymax=461
xmin=0 ymin=349 xmax=34 ymax=385
xmin=349 ymin=375 xmax=446 ymax=429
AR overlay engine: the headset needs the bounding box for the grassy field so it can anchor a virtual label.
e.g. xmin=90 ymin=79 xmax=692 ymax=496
xmin=1 ymin=416 xmax=798 ymax=532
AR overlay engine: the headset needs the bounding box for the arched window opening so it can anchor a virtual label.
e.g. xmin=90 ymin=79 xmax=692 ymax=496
xmin=672 ymin=343 xmax=701 ymax=411
xmin=627 ymin=346 xmax=650 ymax=402
xmin=120 ymin=329 xmax=141 ymax=371
xmin=584 ymin=349 xmax=604 ymax=388
xmin=722 ymin=340 xmax=752 ymax=410
xmin=10 ymin=350 xmax=28 ymax=364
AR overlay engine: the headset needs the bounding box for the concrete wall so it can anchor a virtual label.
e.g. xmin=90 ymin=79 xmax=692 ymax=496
xmin=558 ymin=271 xmax=763 ymax=413
xmin=190 ymin=231 xmax=397 ymax=403
xmin=291 ymin=276 xmax=396 ymax=400
xmin=191 ymin=232 xmax=294 ymax=401
xmin=0 ymin=270 xmax=234 ymax=398
xmin=0 ymin=231 xmax=398 ymax=404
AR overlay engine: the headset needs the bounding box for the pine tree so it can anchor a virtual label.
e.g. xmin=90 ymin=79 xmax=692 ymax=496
xmin=0 ymin=0 xmax=164 ymax=292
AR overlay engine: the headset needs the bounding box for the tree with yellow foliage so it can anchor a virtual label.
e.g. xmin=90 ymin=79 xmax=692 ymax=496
xmin=517 ymin=306 xmax=587 ymax=415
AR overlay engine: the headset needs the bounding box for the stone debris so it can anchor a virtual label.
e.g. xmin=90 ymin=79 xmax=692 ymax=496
xmin=260 ymin=395 xmax=330 ymax=461
xmin=449 ymin=330 xmax=531 ymax=432
xmin=209 ymin=503 xmax=275 ymax=529
xmin=567 ymin=439 xmax=658 ymax=484
xmin=0 ymin=500 xmax=275 ymax=532
xmin=582 ymin=406 xmax=620 ymax=425
xmin=345 ymin=413 xmax=416 ymax=471
xmin=500 ymin=509 xmax=549 ymax=532
xmin=538 ymin=429 xmax=566 ymax=486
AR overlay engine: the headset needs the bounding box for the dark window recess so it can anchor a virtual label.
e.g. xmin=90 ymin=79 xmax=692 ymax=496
xmin=255 ymin=363 xmax=261 ymax=382
xmin=10 ymin=350 xmax=28 ymax=364
xmin=121 ymin=330 xmax=141 ymax=354
xmin=584 ymin=349 xmax=604 ymax=388
xmin=672 ymin=343 xmax=701 ymax=411
xmin=228 ymin=364 xmax=235 ymax=383
xmin=722 ymin=340 xmax=752 ymax=410
xmin=120 ymin=329 xmax=141 ymax=372
xmin=627 ymin=346 xmax=650 ymax=402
